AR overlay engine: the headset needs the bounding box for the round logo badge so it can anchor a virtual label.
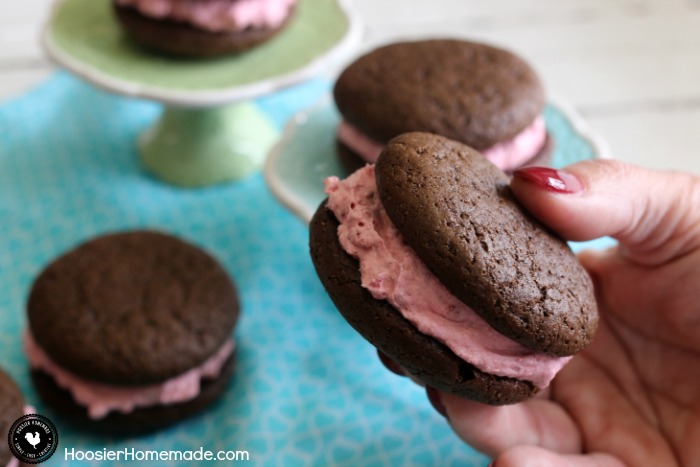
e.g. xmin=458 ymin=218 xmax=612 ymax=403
xmin=7 ymin=414 xmax=58 ymax=464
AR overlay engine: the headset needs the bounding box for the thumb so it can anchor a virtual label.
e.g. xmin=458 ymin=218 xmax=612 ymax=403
xmin=511 ymin=160 xmax=700 ymax=265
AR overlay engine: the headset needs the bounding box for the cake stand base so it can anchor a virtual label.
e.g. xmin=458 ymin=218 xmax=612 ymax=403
xmin=139 ymin=102 xmax=278 ymax=187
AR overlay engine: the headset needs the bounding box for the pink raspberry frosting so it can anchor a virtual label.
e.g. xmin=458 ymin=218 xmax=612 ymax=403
xmin=116 ymin=0 xmax=297 ymax=33
xmin=337 ymin=116 xmax=547 ymax=172
xmin=24 ymin=331 xmax=234 ymax=419
xmin=325 ymin=165 xmax=570 ymax=388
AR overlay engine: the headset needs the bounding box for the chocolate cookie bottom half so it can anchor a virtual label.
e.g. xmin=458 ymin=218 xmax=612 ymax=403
xmin=310 ymin=204 xmax=537 ymax=405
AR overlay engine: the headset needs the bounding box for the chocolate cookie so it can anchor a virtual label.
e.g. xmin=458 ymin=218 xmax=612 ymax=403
xmin=113 ymin=1 xmax=296 ymax=58
xmin=26 ymin=231 xmax=240 ymax=431
xmin=376 ymin=133 xmax=597 ymax=356
xmin=0 ymin=369 xmax=24 ymax=466
xmin=309 ymin=132 xmax=598 ymax=404
xmin=333 ymin=39 xmax=551 ymax=173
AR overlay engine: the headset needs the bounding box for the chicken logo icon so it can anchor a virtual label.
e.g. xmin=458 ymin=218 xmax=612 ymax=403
xmin=8 ymin=414 xmax=58 ymax=464
xmin=25 ymin=432 xmax=41 ymax=449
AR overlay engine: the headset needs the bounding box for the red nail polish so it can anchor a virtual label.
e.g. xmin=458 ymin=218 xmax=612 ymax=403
xmin=426 ymin=386 xmax=448 ymax=419
xmin=377 ymin=349 xmax=406 ymax=377
xmin=512 ymin=167 xmax=583 ymax=194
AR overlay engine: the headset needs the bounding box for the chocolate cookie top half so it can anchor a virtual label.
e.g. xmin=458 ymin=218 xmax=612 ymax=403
xmin=333 ymin=39 xmax=544 ymax=150
xmin=375 ymin=133 xmax=597 ymax=356
xmin=0 ymin=368 xmax=24 ymax=466
xmin=27 ymin=231 xmax=240 ymax=386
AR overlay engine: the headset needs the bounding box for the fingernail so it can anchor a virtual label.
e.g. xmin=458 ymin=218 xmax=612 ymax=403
xmin=512 ymin=167 xmax=583 ymax=194
xmin=377 ymin=349 xmax=406 ymax=377
xmin=426 ymin=386 xmax=448 ymax=419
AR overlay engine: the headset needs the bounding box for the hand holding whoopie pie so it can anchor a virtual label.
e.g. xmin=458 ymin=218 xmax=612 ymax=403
xmin=311 ymin=133 xmax=597 ymax=405
xmin=310 ymin=131 xmax=699 ymax=466
xmin=411 ymin=161 xmax=700 ymax=466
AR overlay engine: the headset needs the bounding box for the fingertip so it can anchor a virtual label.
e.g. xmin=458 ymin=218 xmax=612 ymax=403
xmin=496 ymin=446 xmax=626 ymax=467
xmin=440 ymin=396 xmax=583 ymax=457
xmin=576 ymin=248 xmax=613 ymax=272
xmin=438 ymin=392 xmax=502 ymax=435
xmin=494 ymin=446 xmax=558 ymax=467
xmin=509 ymin=164 xmax=598 ymax=242
xmin=512 ymin=166 xmax=584 ymax=195
xmin=376 ymin=349 xmax=406 ymax=377
xmin=425 ymin=386 xmax=448 ymax=419
xmin=512 ymin=159 xmax=700 ymax=263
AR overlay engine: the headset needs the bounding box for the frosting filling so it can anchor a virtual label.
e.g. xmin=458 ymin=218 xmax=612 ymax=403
xmin=24 ymin=331 xmax=234 ymax=419
xmin=336 ymin=116 xmax=547 ymax=172
xmin=116 ymin=0 xmax=297 ymax=33
xmin=325 ymin=165 xmax=570 ymax=388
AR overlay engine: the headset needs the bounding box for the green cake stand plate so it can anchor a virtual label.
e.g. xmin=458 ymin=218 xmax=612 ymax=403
xmin=42 ymin=0 xmax=362 ymax=187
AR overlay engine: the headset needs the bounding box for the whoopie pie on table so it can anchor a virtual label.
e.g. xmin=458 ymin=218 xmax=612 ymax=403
xmin=25 ymin=231 xmax=240 ymax=433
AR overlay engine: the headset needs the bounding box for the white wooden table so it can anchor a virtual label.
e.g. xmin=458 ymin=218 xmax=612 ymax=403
xmin=3 ymin=0 xmax=700 ymax=173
